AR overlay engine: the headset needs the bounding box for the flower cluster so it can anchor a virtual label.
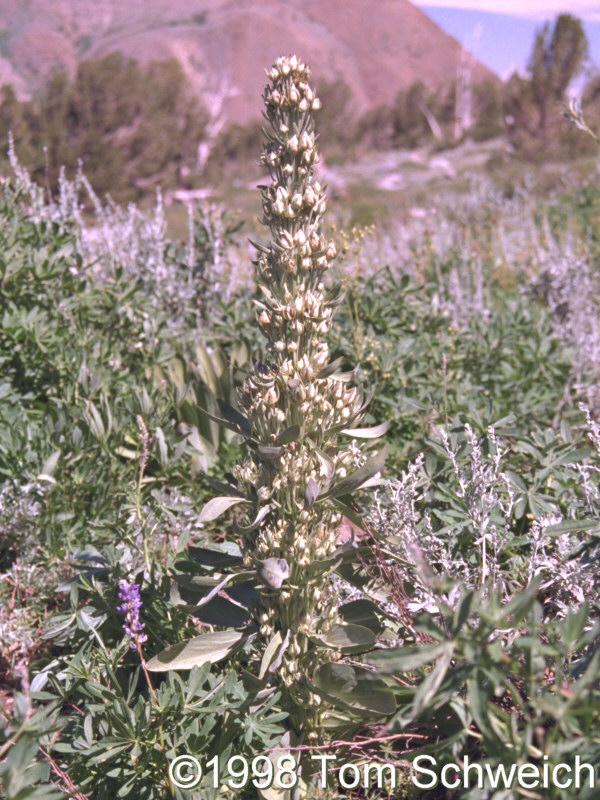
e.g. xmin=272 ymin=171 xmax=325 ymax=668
xmin=117 ymin=579 xmax=147 ymax=650
xmin=231 ymin=57 xmax=368 ymax=709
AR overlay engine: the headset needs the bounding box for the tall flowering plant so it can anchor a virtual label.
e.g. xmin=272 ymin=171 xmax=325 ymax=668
xmin=234 ymin=54 xmax=390 ymax=724
xmin=148 ymin=53 xmax=391 ymax=752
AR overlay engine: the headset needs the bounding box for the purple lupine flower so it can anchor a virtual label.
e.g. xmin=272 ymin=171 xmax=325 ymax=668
xmin=117 ymin=579 xmax=148 ymax=649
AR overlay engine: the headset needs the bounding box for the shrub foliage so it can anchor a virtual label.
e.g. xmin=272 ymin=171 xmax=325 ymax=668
xmin=1 ymin=53 xmax=600 ymax=800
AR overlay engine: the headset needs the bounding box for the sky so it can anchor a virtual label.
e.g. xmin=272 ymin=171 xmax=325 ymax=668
xmin=414 ymin=1 xmax=600 ymax=81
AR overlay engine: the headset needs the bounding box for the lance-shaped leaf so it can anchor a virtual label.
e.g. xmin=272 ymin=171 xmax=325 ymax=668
xmin=199 ymin=496 xmax=249 ymax=523
xmin=341 ymin=420 xmax=391 ymax=439
xmin=352 ymin=387 xmax=376 ymax=418
xmin=259 ymin=630 xmax=291 ymax=680
xmin=467 ymin=674 xmax=504 ymax=748
xmin=181 ymin=570 xmax=256 ymax=610
xmin=320 ymin=392 xmax=375 ymax=437
xmin=38 ymin=450 xmax=60 ymax=481
xmin=366 ymin=642 xmax=452 ymax=673
xmin=171 ymin=573 xmax=224 ymax=591
xmin=217 ymin=399 xmax=251 ymax=435
xmin=305 ymin=541 xmax=371 ymax=576
xmin=304 ymin=559 xmax=344 ymax=581
xmin=545 ymin=519 xmax=600 ymax=537
xmin=327 ymin=370 xmax=356 ymax=383
xmin=323 ymin=446 xmax=388 ymax=500
xmin=248 ymin=237 xmax=269 ymax=254
xmin=199 ymin=404 xmax=251 ymax=437
xmin=305 ymin=477 xmax=320 ymax=507
xmin=311 ymin=623 xmax=375 ymax=654
xmin=315 ymin=356 xmax=344 ymax=378
xmin=234 ymin=504 xmax=272 ymax=534
xmin=275 ymin=424 xmax=301 ymax=446
xmin=329 ymin=497 xmax=365 ymax=530
xmin=187 ymin=543 xmax=243 ymax=569
xmin=314 ymin=448 xmax=335 ymax=486
xmin=410 ymin=649 xmax=454 ymax=718
xmin=146 ymin=630 xmax=247 ymax=671
xmin=203 ymin=476 xmax=245 ymax=497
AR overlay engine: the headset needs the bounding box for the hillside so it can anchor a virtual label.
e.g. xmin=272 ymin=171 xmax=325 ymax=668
xmin=0 ymin=0 xmax=497 ymax=122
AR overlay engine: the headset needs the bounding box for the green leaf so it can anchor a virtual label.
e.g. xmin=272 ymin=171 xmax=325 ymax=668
xmin=39 ymin=450 xmax=60 ymax=478
xmin=339 ymin=599 xmax=384 ymax=633
xmin=190 ymin=596 xmax=251 ymax=627
xmin=451 ymin=591 xmax=475 ymax=635
xmin=155 ymin=426 xmax=168 ymax=467
xmin=561 ymin=603 xmax=588 ymax=647
xmin=146 ymin=630 xmax=247 ymax=671
xmin=114 ymin=446 xmax=138 ymax=460
xmin=259 ymin=630 xmax=290 ymax=680
xmin=199 ymin=404 xmax=250 ymax=436
xmin=315 ymin=356 xmax=345 ymax=378
xmin=83 ymin=714 xmax=93 ymax=745
xmin=187 ymin=543 xmax=243 ymax=569
xmin=217 ymin=398 xmax=251 ymax=435
xmin=184 ymin=570 xmax=256 ymax=609
xmin=257 ymin=445 xmax=284 ymax=460
xmin=234 ymin=504 xmax=271 ymax=534
xmin=314 ymin=448 xmax=335 ymax=485
xmin=203 ymin=476 xmax=245 ymax=498
xmin=467 ymin=675 xmax=503 ymax=746
xmin=528 ymin=491 xmax=557 ymax=517
xmin=492 ymin=577 xmax=540 ymax=627
xmin=403 ymin=396 xmax=428 ymax=411
xmin=312 ymin=623 xmax=375 ymax=653
xmin=86 ymin=402 xmax=105 ymax=440
xmin=305 ymin=477 xmax=319 ymax=506
xmin=198 ymin=496 xmax=248 ymax=523
xmin=504 ymin=470 xmax=527 ymax=492
xmin=545 ymin=519 xmax=598 ymax=537
xmin=275 ymin=424 xmax=301 ymax=446
xmin=312 ymin=662 xmax=395 ymax=716
xmin=366 ymin=643 xmax=452 ymax=673
xmin=341 ymin=420 xmax=391 ymax=439
xmin=554 ymin=447 xmax=591 ymax=465
xmin=323 ymin=445 xmax=388 ymax=499
xmin=329 ymin=497 xmax=365 ymax=530
xmin=410 ymin=649 xmax=453 ymax=718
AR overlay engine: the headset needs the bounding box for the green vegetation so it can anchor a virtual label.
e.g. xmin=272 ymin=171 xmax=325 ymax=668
xmin=1 ymin=46 xmax=600 ymax=800
xmin=0 ymin=53 xmax=206 ymax=202
xmin=504 ymin=13 xmax=595 ymax=160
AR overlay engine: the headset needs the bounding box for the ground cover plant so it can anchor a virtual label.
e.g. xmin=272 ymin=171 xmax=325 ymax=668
xmin=0 ymin=55 xmax=600 ymax=800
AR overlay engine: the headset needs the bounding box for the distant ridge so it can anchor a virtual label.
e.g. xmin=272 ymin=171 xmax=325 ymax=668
xmin=0 ymin=0 xmax=498 ymax=122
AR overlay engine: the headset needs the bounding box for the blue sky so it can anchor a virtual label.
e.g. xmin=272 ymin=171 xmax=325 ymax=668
xmin=414 ymin=2 xmax=600 ymax=81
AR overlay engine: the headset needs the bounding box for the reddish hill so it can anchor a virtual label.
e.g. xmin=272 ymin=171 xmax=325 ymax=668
xmin=0 ymin=0 xmax=497 ymax=122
